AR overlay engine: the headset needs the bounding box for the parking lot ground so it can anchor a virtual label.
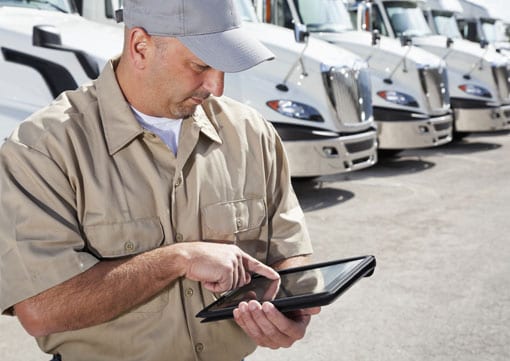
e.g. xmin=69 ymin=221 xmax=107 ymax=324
xmin=1 ymin=131 xmax=509 ymax=361
xmin=248 ymin=130 xmax=510 ymax=361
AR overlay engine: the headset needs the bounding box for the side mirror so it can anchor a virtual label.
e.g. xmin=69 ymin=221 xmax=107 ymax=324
xmin=480 ymin=39 xmax=489 ymax=49
xmin=294 ymin=23 xmax=309 ymax=43
xmin=32 ymin=25 xmax=99 ymax=79
xmin=358 ymin=1 xmax=372 ymax=32
xmin=446 ymin=37 xmax=454 ymax=48
xmin=33 ymin=25 xmax=62 ymax=47
xmin=372 ymin=29 xmax=381 ymax=46
xmin=400 ymin=35 xmax=412 ymax=47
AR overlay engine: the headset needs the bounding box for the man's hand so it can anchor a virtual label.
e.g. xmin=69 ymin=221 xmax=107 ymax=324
xmin=233 ymin=300 xmax=321 ymax=349
xmin=177 ymin=242 xmax=280 ymax=293
xmin=13 ymin=242 xmax=279 ymax=337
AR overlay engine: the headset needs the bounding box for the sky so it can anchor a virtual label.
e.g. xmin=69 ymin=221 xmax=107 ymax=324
xmin=468 ymin=0 xmax=510 ymax=22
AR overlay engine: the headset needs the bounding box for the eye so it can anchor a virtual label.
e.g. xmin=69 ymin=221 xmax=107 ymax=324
xmin=190 ymin=62 xmax=209 ymax=73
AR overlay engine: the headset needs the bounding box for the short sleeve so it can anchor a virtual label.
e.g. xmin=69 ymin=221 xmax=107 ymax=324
xmin=0 ymin=139 xmax=98 ymax=314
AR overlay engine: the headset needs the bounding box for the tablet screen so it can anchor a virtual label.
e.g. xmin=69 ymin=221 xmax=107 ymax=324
xmin=201 ymin=256 xmax=371 ymax=314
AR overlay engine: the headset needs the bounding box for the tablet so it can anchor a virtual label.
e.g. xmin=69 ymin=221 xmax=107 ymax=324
xmin=196 ymin=255 xmax=376 ymax=323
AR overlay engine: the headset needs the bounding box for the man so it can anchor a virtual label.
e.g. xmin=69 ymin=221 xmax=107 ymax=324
xmin=0 ymin=0 xmax=319 ymax=360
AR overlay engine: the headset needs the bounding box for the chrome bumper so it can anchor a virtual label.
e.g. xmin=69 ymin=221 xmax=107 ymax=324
xmin=284 ymin=130 xmax=378 ymax=178
xmin=454 ymin=105 xmax=510 ymax=132
xmin=377 ymin=113 xmax=453 ymax=149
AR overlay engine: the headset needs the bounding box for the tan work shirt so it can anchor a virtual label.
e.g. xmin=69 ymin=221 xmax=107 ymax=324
xmin=0 ymin=59 xmax=312 ymax=361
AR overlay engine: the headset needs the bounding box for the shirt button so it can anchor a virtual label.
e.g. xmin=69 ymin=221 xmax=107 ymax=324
xmin=195 ymin=343 xmax=204 ymax=353
xmin=174 ymin=176 xmax=183 ymax=187
xmin=175 ymin=233 xmax=183 ymax=242
xmin=124 ymin=241 xmax=135 ymax=252
xmin=185 ymin=288 xmax=194 ymax=297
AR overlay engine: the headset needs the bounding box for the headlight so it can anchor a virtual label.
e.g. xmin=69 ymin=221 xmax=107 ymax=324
xmin=266 ymin=100 xmax=324 ymax=122
xmin=377 ymin=91 xmax=419 ymax=107
xmin=458 ymin=84 xmax=492 ymax=98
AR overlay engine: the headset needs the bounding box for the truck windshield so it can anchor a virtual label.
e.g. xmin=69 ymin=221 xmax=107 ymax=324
xmin=384 ymin=1 xmax=432 ymax=37
xmin=480 ymin=18 xmax=507 ymax=43
xmin=290 ymin=0 xmax=354 ymax=32
xmin=0 ymin=0 xmax=75 ymax=13
xmin=234 ymin=0 xmax=259 ymax=22
xmin=431 ymin=10 xmax=462 ymax=38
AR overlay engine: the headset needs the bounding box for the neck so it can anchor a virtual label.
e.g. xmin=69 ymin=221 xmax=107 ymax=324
xmin=116 ymin=55 xmax=154 ymax=114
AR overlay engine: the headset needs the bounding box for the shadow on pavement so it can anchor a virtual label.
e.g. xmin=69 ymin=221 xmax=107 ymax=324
xmin=292 ymin=179 xmax=354 ymax=212
xmin=319 ymin=155 xmax=436 ymax=183
xmin=434 ymin=140 xmax=502 ymax=155
xmin=291 ymin=132 xmax=505 ymax=209
xmin=468 ymin=129 xmax=510 ymax=138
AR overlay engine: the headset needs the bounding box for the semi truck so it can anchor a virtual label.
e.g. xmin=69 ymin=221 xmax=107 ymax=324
xmin=453 ymin=0 xmax=510 ymax=57
xmin=422 ymin=0 xmax=510 ymax=58
xmin=256 ymin=0 xmax=453 ymax=153
xmin=354 ymin=0 xmax=510 ymax=134
xmin=0 ymin=0 xmax=123 ymax=140
xmin=75 ymin=0 xmax=380 ymax=177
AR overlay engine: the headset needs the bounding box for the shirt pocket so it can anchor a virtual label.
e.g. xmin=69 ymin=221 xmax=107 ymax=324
xmin=83 ymin=217 xmax=169 ymax=313
xmin=201 ymin=198 xmax=267 ymax=243
xmin=83 ymin=218 xmax=164 ymax=258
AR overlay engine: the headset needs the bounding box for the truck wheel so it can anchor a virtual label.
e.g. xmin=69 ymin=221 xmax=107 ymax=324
xmin=453 ymin=131 xmax=470 ymax=141
xmin=378 ymin=149 xmax=402 ymax=158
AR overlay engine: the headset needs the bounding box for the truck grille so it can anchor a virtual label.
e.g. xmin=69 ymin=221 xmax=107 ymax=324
xmin=492 ymin=65 xmax=510 ymax=102
xmin=418 ymin=66 xmax=449 ymax=111
xmin=345 ymin=138 xmax=375 ymax=153
xmin=433 ymin=121 xmax=451 ymax=131
xmin=322 ymin=64 xmax=373 ymax=127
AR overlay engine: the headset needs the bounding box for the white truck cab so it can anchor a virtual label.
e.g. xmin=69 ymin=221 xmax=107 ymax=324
xmin=75 ymin=0 xmax=379 ymax=177
xmin=357 ymin=0 xmax=510 ymax=134
xmin=0 ymin=0 xmax=122 ymax=140
xmin=453 ymin=0 xmax=510 ymax=58
xmin=258 ymin=0 xmax=453 ymax=152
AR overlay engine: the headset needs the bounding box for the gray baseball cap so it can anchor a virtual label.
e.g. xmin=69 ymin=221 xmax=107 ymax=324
xmin=117 ymin=0 xmax=275 ymax=73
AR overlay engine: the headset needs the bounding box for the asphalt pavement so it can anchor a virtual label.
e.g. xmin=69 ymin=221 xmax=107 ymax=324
xmin=1 ymin=131 xmax=509 ymax=361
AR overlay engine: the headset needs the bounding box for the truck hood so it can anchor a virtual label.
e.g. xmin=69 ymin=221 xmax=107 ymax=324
xmin=0 ymin=7 xmax=122 ymax=67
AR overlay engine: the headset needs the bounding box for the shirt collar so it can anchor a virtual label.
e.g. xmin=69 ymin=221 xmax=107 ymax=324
xmin=96 ymin=58 xmax=143 ymax=155
xmin=96 ymin=58 xmax=222 ymax=155
xmin=191 ymin=103 xmax=223 ymax=145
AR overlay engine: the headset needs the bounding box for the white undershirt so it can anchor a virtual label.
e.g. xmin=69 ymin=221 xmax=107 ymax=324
xmin=131 ymin=106 xmax=183 ymax=155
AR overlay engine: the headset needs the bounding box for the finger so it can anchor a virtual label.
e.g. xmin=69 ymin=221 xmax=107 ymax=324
xmin=233 ymin=307 xmax=245 ymax=327
xmin=235 ymin=302 xmax=266 ymax=343
xmin=244 ymin=272 xmax=251 ymax=285
xmin=237 ymin=254 xmax=246 ymax=288
xmin=262 ymin=278 xmax=281 ymax=300
xmin=261 ymin=302 xmax=307 ymax=341
xmin=231 ymin=257 xmax=239 ymax=290
xmin=247 ymin=301 xmax=290 ymax=348
xmin=304 ymin=306 xmax=321 ymax=316
xmin=203 ymin=279 xmax=234 ymax=293
xmin=202 ymin=281 xmax=223 ymax=293
xmin=243 ymin=255 xmax=280 ymax=280
xmin=243 ymin=290 xmax=258 ymax=302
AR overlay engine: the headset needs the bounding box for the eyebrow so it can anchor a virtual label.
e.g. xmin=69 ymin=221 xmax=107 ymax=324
xmin=193 ymin=61 xmax=210 ymax=69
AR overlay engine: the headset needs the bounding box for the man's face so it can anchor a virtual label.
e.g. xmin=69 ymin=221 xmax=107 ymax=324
xmin=145 ymin=37 xmax=225 ymax=119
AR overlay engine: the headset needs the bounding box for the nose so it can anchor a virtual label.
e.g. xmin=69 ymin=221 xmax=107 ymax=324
xmin=203 ymin=69 xmax=225 ymax=97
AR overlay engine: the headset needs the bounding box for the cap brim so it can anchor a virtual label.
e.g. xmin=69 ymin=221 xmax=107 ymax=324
xmin=178 ymin=27 xmax=275 ymax=73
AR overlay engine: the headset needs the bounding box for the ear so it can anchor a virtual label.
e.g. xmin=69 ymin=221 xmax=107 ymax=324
xmin=128 ymin=28 xmax=151 ymax=69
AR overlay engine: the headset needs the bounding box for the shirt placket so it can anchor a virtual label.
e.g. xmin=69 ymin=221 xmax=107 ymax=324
xmin=170 ymin=117 xmax=209 ymax=359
